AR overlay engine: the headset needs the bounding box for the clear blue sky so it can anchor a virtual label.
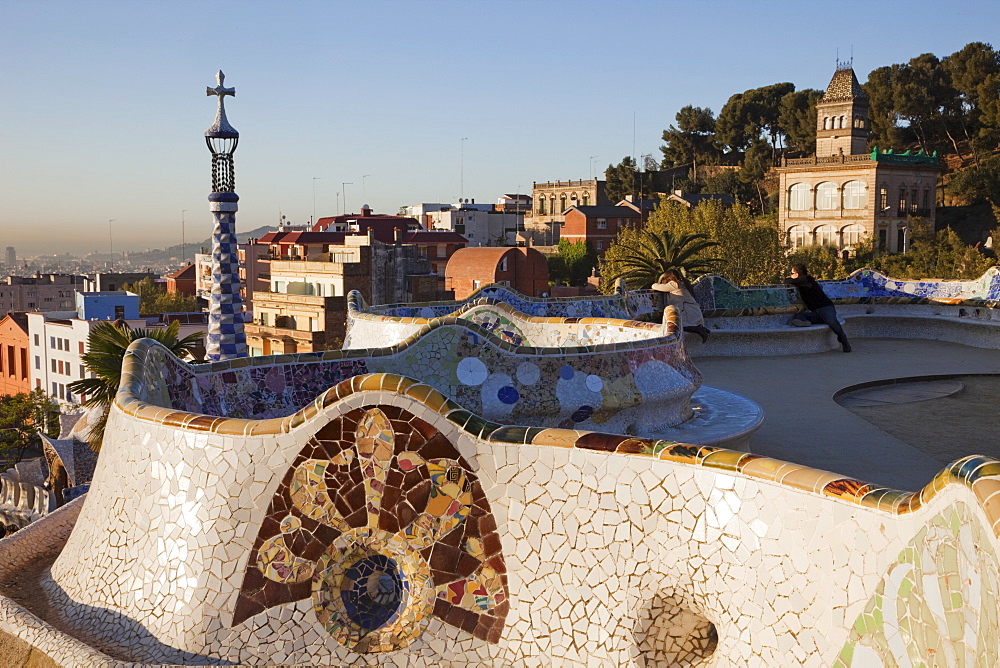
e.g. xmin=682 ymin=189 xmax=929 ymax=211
xmin=1 ymin=0 xmax=997 ymax=255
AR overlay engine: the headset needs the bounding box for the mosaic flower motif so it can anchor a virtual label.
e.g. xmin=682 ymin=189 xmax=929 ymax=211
xmin=234 ymin=405 xmax=508 ymax=652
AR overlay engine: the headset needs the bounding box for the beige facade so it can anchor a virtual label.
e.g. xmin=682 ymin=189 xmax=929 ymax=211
xmin=777 ymin=67 xmax=939 ymax=254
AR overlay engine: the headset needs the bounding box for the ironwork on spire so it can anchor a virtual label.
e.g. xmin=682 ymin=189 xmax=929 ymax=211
xmin=205 ymin=70 xmax=239 ymax=193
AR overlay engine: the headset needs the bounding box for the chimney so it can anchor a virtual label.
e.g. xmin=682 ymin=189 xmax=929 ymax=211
xmin=394 ymin=227 xmax=404 ymax=245
xmin=625 ymin=194 xmax=634 ymax=203
xmin=361 ymin=204 xmax=372 ymax=217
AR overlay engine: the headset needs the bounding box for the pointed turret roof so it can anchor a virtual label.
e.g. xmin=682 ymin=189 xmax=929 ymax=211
xmin=821 ymin=67 xmax=866 ymax=102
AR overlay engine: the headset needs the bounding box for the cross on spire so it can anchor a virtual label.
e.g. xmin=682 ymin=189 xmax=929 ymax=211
xmin=205 ymin=70 xmax=238 ymax=138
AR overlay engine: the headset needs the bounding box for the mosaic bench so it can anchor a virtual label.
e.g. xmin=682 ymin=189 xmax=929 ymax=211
xmin=684 ymin=301 xmax=1000 ymax=357
xmin=1 ymin=338 xmax=998 ymax=665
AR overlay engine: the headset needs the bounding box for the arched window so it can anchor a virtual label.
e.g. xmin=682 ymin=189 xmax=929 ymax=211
xmin=841 ymin=224 xmax=866 ymax=247
xmin=538 ymin=198 xmax=546 ymax=215
xmin=550 ymin=196 xmax=557 ymax=214
xmin=788 ymin=183 xmax=810 ymax=210
xmin=842 ymin=180 xmax=867 ymax=210
xmin=815 ymin=182 xmax=838 ymax=210
xmin=787 ymin=225 xmax=807 ymax=249
xmin=582 ymin=193 xmax=590 ymax=206
xmin=814 ymin=225 xmax=836 ymax=246
xmin=839 ymin=116 xmax=846 ymax=129
xmin=560 ymin=195 xmax=567 ymax=212
xmin=823 ymin=117 xmax=830 ymax=130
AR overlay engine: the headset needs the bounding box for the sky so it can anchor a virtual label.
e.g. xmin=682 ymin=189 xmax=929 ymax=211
xmin=1 ymin=0 xmax=998 ymax=256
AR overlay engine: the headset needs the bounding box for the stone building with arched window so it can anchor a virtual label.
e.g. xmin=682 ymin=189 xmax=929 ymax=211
xmin=777 ymin=65 xmax=940 ymax=254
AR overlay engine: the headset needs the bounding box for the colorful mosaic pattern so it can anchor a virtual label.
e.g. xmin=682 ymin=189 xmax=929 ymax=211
xmin=21 ymin=337 xmax=1000 ymax=665
xmin=234 ymin=405 xmax=508 ymax=650
xmin=681 ymin=268 xmax=1000 ymax=314
xmin=353 ymin=282 xmax=635 ymax=321
xmin=152 ymin=304 xmax=699 ymax=435
xmin=835 ymin=502 xmax=1000 ymax=666
xmin=206 ymin=209 xmax=247 ymax=361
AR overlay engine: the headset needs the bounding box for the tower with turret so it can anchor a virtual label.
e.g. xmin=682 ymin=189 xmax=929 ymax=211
xmin=204 ymin=71 xmax=247 ymax=361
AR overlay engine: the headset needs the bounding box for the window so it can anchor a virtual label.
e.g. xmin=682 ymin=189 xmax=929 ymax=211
xmin=879 ymin=187 xmax=888 ymax=213
xmin=35 ymin=355 xmax=40 ymax=370
xmin=911 ymin=189 xmax=919 ymax=214
xmin=560 ymin=195 xmax=567 ymax=213
xmin=52 ymin=382 xmax=57 ymax=396
xmin=50 ymin=336 xmax=56 ymax=349
xmin=842 ymin=181 xmax=866 ymax=210
xmin=34 ymin=334 xmax=39 ymax=346
xmin=582 ymin=194 xmax=590 ymax=206
xmin=596 ymin=241 xmax=603 ymax=250
xmin=58 ymin=384 xmax=65 ymax=400
xmin=51 ymin=359 xmax=57 ymax=373
xmin=922 ymin=189 xmax=930 ymax=212
xmin=115 ymin=305 xmax=125 ymax=320
xmin=841 ymin=224 xmax=866 ymax=247
xmin=815 ymin=182 xmax=838 ymax=210
xmin=499 ymin=257 xmax=508 ymax=272
xmin=596 ymin=219 xmax=607 ymax=229
xmin=814 ymin=225 xmax=836 ymax=246
xmin=63 ymin=338 xmax=69 ymax=350
xmin=80 ymin=365 xmax=86 ymax=378
xmin=79 ymin=341 xmax=85 ymax=354
xmin=473 ymin=280 xmax=482 ymax=290
xmin=878 ymin=229 xmax=887 ymax=250
xmin=259 ymin=312 xmax=268 ymax=326
xmin=839 ymin=116 xmax=846 ymax=129
xmin=823 ymin=117 xmax=830 ymax=130
xmin=788 ymin=183 xmax=810 ymax=210
xmin=898 ymin=188 xmax=907 ymax=216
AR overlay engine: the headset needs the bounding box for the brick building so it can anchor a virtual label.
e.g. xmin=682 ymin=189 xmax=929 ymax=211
xmin=445 ymin=247 xmax=549 ymax=300
xmin=561 ymin=205 xmax=641 ymax=256
xmin=165 ymin=264 xmax=197 ymax=296
xmin=0 ymin=313 xmax=30 ymax=397
xmin=777 ymin=65 xmax=940 ymax=253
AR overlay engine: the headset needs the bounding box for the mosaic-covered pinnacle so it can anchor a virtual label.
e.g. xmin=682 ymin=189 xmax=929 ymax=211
xmin=206 ymin=70 xmax=238 ymax=139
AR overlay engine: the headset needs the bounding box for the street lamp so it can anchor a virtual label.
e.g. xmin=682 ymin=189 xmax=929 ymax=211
xmin=108 ymin=219 xmax=116 ymax=270
xmin=461 ymin=138 xmax=468 ymax=201
xmin=362 ymin=174 xmax=371 ymax=205
xmin=181 ymin=210 xmax=188 ymax=264
xmin=589 ymin=155 xmax=598 ymax=181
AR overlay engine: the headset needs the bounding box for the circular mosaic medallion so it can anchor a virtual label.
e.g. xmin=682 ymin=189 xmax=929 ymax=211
xmin=457 ymin=357 xmax=489 ymax=386
xmin=313 ymin=528 xmax=434 ymax=653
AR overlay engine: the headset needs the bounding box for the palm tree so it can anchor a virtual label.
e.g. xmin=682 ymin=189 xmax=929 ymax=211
xmin=68 ymin=321 xmax=202 ymax=450
xmin=613 ymin=230 xmax=721 ymax=290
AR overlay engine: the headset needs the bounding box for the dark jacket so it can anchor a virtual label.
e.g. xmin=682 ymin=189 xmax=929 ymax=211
xmin=785 ymin=274 xmax=833 ymax=311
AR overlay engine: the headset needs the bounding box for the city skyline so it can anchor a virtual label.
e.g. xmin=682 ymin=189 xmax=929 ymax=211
xmin=1 ymin=0 xmax=998 ymax=255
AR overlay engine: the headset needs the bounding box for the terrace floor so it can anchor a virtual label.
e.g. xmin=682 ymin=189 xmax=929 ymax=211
xmin=697 ymin=338 xmax=1000 ymax=492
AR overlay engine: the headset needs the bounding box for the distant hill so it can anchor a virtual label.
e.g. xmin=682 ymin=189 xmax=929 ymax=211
xmin=125 ymin=225 xmax=276 ymax=263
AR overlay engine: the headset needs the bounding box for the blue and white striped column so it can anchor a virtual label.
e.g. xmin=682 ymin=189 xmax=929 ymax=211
xmin=206 ymin=192 xmax=246 ymax=361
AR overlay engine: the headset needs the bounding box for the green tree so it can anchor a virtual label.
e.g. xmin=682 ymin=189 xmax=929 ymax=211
xmin=0 ymin=390 xmax=59 ymax=465
xmin=864 ymin=65 xmax=905 ymax=150
xmin=546 ymin=240 xmax=598 ymax=287
xmin=876 ymin=220 xmax=994 ymax=279
xmin=778 ymin=89 xmax=822 ymax=154
xmin=122 ymin=276 xmax=201 ymax=317
xmin=604 ymin=156 xmax=655 ymax=204
xmin=599 ymin=230 xmax=720 ymax=291
xmin=949 ymin=156 xmax=1000 ymax=216
xmin=660 ymin=106 xmax=720 ymax=183
xmin=715 ymin=83 xmax=796 ymax=157
xmin=67 ymin=321 xmax=203 ymax=450
xmin=942 ymin=42 xmax=1000 ymax=157
xmin=602 ymin=199 xmax=785 ymax=290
